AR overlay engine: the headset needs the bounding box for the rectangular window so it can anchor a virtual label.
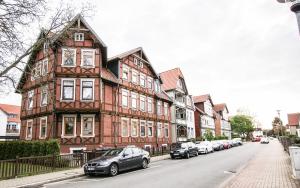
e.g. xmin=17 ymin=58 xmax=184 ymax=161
xmin=62 ymin=115 xmax=76 ymax=137
xmin=62 ymin=48 xmax=76 ymax=67
xmin=35 ymin=61 xmax=42 ymax=78
xmin=154 ymin=80 xmax=161 ymax=93
xmin=121 ymin=118 xmax=129 ymax=137
xmin=26 ymin=120 xmax=33 ymax=139
xmin=74 ymin=33 xmax=84 ymax=41
xmin=81 ymin=49 xmax=95 ymax=67
xmin=140 ymin=95 xmax=146 ymax=112
xmin=132 ymin=69 xmax=139 ymax=84
xmin=61 ymin=79 xmax=75 ymax=101
xmin=147 ymin=97 xmax=153 ymax=113
xmin=28 ymin=90 xmax=34 ymax=109
xmin=157 ymin=101 xmax=162 ymax=115
xmin=140 ymin=73 xmax=146 ymax=87
xmin=131 ymin=92 xmax=137 ymax=110
xmin=147 ymin=121 xmax=153 ymax=137
xmin=81 ymin=79 xmax=94 ymax=101
xmin=43 ymin=41 xmax=49 ymax=55
xmin=157 ymin=123 xmax=162 ymax=138
xmin=164 ymin=123 xmax=169 ymax=138
xmin=122 ymin=64 xmax=129 ymax=80
xmin=164 ymin=103 xmax=168 ymax=116
xmin=147 ymin=77 xmax=153 ymax=90
xmin=40 ymin=117 xmax=47 ymax=139
xmin=131 ymin=119 xmax=138 ymax=137
xmin=42 ymin=59 xmax=48 ymax=76
xmin=140 ymin=120 xmax=146 ymax=137
xmin=40 ymin=85 xmax=48 ymax=106
xmin=122 ymin=89 xmax=129 ymax=107
xmin=134 ymin=58 xmax=138 ymax=65
xmin=81 ymin=115 xmax=95 ymax=137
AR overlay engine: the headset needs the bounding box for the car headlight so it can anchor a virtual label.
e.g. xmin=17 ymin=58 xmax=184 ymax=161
xmin=97 ymin=161 xmax=110 ymax=166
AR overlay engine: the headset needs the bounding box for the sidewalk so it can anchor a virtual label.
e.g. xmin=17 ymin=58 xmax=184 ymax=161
xmin=0 ymin=154 xmax=170 ymax=188
xmin=224 ymin=140 xmax=300 ymax=188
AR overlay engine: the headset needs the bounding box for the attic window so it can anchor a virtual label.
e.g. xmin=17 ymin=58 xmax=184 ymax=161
xmin=74 ymin=33 xmax=84 ymax=41
xmin=133 ymin=58 xmax=143 ymax=68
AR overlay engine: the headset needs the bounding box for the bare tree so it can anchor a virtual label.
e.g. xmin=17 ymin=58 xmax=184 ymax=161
xmin=0 ymin=0 xmax=93 ymax=93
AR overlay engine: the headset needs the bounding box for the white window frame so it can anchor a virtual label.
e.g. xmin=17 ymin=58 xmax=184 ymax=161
xmin=164 ymin=123 xmax=169 ymax=138
xmin=39 ymin=117 xmax=47 ymax=139
xmin=157 ymin=101 xmax=162 ymax=115
xmin=80 ymin=114 xmax=95 ymax=137
xmin=140 ymin=73 xmax=146 ymax=88
xmin=80 ymin=49 xmax=95 ymax=68
xmin=26 ymin=119 xmax=33 ymax=140
xmin=140 ymin=120 xmax=146 ymax=137
xmin=61 ymin=114 xmax=77 ymax=138
xmin=122 ymin=89 xmax=129 ymax=107
xmin=147 ymin=97 xmax=153 ymax=113
xmin=132 ymin=69 xmax=139 ymax=84
xmin=131 ymin=119 xmax=139 ymax=137
xmin=28 ymin=90 xmax=34 ymax=110
xmin=134 ymin=58 xmax=138 ymax=65
xmin=80 ymin=79 xmax=95 ymax=101
xmin=74 ymin=33 xmax=84 ymax=41
xmin=147 ymin=121 xmax=154 ymax=137
xmin=40 ymin=85 xmax=48 ymax=107
xmin=61 ymin=78 xmax=76 ymax=101
xmin=131 ymin=92 xmax=138 ymax=110
xmin=42 ymin=59 xmax=48 ymax=76
xmin=157 ymin=122 xmax=163 ymax=138
xmin=164 ymin=102 xmax=168 ymax=116
xmin=140 ymin=95 xmax=146 ymax=112
xmin=121 ymin=117 xmax=129 ymax=137
xmin=122 ymin=64 xmax=129 ymax=81
xmin=147 ymin=77 xmax=153 ymax=90
xmin=62 ymin=48 xmax=77 ymax=67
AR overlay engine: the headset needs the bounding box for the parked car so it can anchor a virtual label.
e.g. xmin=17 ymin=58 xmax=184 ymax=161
xmin=170 ymin=142 xmax=199 ymax=159
xmin=211 ymin=141 xmax=223 ymax=151
xmin=195 ymin=141 xmax=214 ymax=154
xmin=221 ymin=140 xmax=231 ymax=149
xmin=231 ymin=139 xmax=240 ymax=147
xmin=233 ymin=138 xmax=243 ymax=145
xmin=84 ymin=146 xmax=150 ymax=176
xmin=260 ymin=137 xmax=269 ymax=144
xmin=252 ymin=137 xmax=261 ymax=142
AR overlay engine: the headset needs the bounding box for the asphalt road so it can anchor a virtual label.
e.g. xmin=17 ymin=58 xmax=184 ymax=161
xmin=44 ymin=142 xmax=262 ymax=188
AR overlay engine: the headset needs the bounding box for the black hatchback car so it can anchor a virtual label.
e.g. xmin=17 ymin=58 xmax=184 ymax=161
xmin=170 ymin=142 xmax=198 ymax=159
xmin=84 ymin=146 xmax=150 ymax=176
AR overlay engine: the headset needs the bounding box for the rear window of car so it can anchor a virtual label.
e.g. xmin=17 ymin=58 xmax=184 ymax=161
xmin=103 ymin=149 xmax=123 ymax=156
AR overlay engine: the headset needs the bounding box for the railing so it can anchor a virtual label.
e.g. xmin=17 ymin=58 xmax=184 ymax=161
xmin=0 ymin=147 xmax=170 ymax=180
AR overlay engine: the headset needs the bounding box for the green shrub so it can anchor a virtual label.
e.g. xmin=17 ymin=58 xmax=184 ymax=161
xmin=0 ymin=139 xmax=60 ymax=160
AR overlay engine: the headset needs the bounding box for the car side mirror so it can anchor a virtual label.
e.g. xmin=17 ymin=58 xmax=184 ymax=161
xmin=123 ymin=153 xmax=128 ymax=157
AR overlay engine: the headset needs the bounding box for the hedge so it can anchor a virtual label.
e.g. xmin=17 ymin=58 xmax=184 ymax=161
xmin=0 ymin=140 xmax=60 ymax=160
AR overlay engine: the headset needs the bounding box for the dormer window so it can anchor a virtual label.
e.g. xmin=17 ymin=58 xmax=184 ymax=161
xmin=74 ymin=33 xmax=84 ymax=41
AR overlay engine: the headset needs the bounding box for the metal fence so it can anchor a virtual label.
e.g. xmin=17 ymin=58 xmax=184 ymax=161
xmin=0 ymin=146 xmax=170 ymax=180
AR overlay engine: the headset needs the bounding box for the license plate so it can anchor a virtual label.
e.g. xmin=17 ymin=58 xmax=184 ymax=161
xmin=88 ymin=167 xmax=95 ymax=171
xmin=174 ymin=153 xmax=179 ymax=156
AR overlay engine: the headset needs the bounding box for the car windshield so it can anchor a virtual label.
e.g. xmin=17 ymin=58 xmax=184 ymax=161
xmin=171 ymin=143 xmax=182 ymax=149
xmin=103 ymin=149 xmax=123 ymax=156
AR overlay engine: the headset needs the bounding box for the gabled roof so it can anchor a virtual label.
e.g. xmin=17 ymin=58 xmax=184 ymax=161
xmin=0 ymin=104 xmax=21 ymax=123
xmin=108 ymin=47 xmax=160 ymax=80
xmin=155 ymin=90 xmax=173 ymax=103
xmin=16 ymin=14 xmax=107 ymax=93
xmin=159 ymin=68 xmax=188 ymax=93
xmin=193 ymin=94 xmax=214 ymax=106
xmin=288 ymin=113 xmax=300 ymax=126
xmin=213 ymin=103 xmax=229 ymax=113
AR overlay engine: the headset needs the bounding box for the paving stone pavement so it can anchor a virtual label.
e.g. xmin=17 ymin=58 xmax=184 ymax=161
xmin=225 ymin=140 xmax=300 ymax=188
xmin=0 ymin=154 xmax=170 ymax=188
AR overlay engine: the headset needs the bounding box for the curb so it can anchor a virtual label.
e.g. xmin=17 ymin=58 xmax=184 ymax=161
xmin=13 ymin=155 xmax=170 ymax=188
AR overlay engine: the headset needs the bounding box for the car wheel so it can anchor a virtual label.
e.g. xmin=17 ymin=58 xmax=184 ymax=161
xmin=186 ymin=152 xmax=190 ymax=159
xmin=109 ymin=163 xmax=118 ymax=176
xmin=142 ymin=159 xmax=148 ymax=169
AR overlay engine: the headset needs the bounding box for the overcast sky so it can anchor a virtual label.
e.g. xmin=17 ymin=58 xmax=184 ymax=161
xmin=1 ymin=0 xmax=300 ymax=129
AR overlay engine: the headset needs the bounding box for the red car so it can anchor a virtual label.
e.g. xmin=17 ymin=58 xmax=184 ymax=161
xmin=252 ymin=137 xmax=261 ymax=142
xmin=222 ymin=140 xmax=231 ymax=149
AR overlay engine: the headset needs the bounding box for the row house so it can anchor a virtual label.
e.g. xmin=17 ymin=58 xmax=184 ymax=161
xmin=287 ymin=113 xmax=300 ymax=136
xmin=16 ymin=14 xmax=172 ymax=153
xmin=160 ymin=68 xmax=195 ymax=142
xmin=213 ymin=103 xmax=231 ymax=139
xmin=193 ymin=94 xmax=216 ymax=138
xmin=0 ymin=104 xmax=21 ymax=141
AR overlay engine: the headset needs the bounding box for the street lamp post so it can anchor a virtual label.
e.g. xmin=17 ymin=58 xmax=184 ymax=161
xmin=277 ymin=0 xmax=300 ymax=33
